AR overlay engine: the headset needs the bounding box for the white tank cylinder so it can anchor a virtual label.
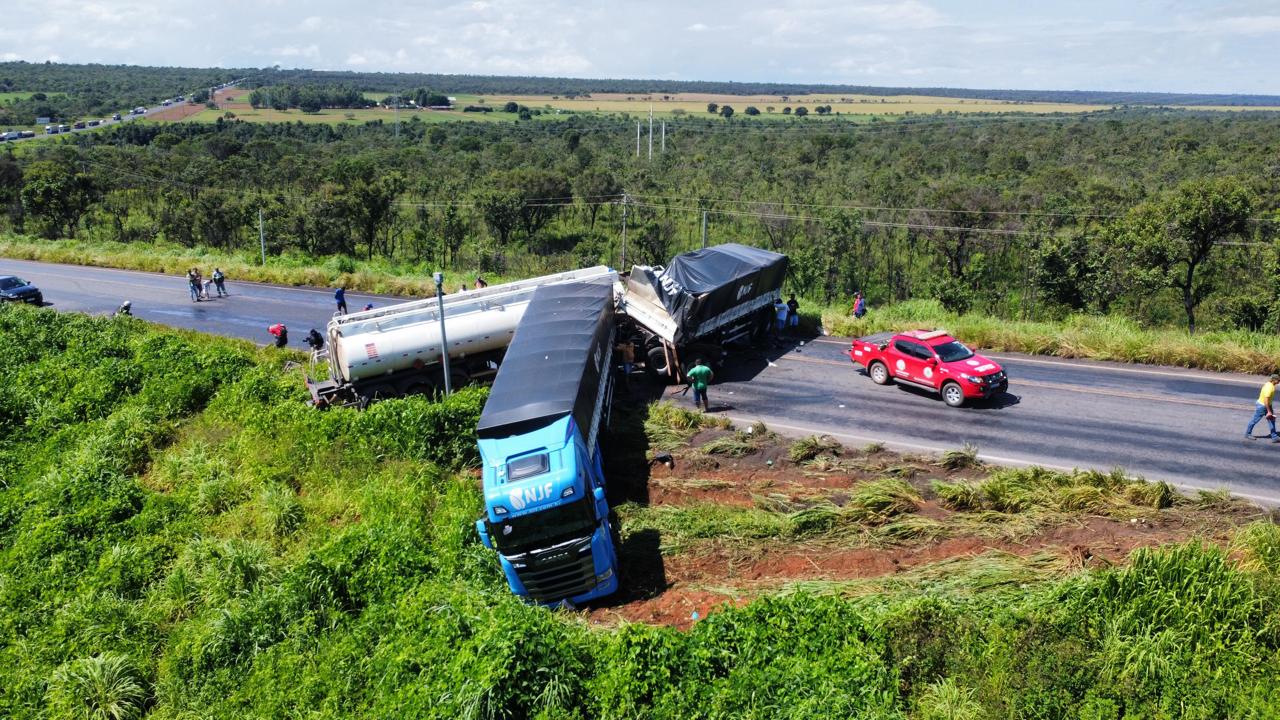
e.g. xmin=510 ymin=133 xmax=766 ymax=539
xmin=334 ymin=302 xmax=529 ymax=382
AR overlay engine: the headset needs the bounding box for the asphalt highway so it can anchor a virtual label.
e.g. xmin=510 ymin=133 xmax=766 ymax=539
xmin=6 ymin=257 xmax=1278 ymax=503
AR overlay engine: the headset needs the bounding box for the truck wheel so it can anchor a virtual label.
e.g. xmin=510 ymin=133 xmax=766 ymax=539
xmin=942 ymin=382 xmax=966 ymax=408
xmin=645 ymin=345 xmax=670 ymax=381
xmin=869 ymin=361 xmax=891 ymax=385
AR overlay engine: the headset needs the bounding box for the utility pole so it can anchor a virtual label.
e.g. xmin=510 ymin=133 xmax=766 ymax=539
xmin=635 ymin=121 xmax=640 ymax=157
xmin=394 ymin=94 xmax=400 ymax=139
xmin=661 ymin=121 xmax=665 ymax=153
xmin=620 ymin=194 xmax=629 ymax=268
xmin=701 ymin=210 xmax=708 ymax=248
xmin=433 ymin=272 xmax=452 ymax=395
xmin=647 ymin=105 xmax=653 ymax=160
xmin=258 ymin=208 xmax=266 ymax=265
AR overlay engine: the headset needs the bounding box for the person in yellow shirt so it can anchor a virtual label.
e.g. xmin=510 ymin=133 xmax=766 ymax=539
xmin=1245 ymin=373 xmax=1280 ymax=442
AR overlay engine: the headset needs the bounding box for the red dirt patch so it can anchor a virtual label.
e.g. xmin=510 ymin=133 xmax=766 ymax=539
xmin=152 ymin=86 xmax=241 ymax=122
xmin=586 ymin=512 xmax=1251 ymax=629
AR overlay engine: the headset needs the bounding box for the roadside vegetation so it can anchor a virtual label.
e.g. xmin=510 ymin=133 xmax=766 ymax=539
xmin=4 ymin=311 xmax=1277 ymax=720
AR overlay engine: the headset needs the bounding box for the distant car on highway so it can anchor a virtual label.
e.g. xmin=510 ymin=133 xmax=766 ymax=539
xmin=44 ymin=125 xmax=58 ymax=134
xmin=112 ymin=113 xmax=122 ymax=121
xmin=87 ymin=119 xmax=100 ymax=127
xmin=73 ymin=121 xmax=86 ymax=129
xmin=132 ymin=107 xmax=146 ymax=114
xmin=0 ymin=276 xmax=43 ymax=306
xmin=58 ymin=124 xmax=70 ymax=133
xmin=850 ymin=330 xmax=1008 ymax=407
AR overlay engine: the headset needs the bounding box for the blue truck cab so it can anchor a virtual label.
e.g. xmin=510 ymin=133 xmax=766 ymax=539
xmin=474 ymin=277 xmax=620 ymax=606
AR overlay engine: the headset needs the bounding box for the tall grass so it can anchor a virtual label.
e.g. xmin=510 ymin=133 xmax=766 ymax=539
xmin=822 ymin=298 xmax=1280 ymax=374
xmin=3 ymin=304 xmax=1280 ymax=720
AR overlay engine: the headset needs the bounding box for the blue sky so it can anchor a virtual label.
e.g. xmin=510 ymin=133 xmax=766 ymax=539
xmin=2 ymin=0 xmax=1278 ymax=94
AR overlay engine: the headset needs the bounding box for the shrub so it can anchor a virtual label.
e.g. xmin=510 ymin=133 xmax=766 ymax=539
xmin=789 ymin=434 xmax=843 ymax=463
xmin=47 ymin=653 xmax=147 ymax=720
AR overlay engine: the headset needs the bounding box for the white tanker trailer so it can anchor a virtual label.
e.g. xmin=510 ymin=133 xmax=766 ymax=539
xmin=307 ymin=266 xmax=616 ymax=406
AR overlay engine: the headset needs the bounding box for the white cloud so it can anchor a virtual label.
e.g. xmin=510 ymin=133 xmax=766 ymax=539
xmin=0 ymin=0 xmax=1274 ymax=94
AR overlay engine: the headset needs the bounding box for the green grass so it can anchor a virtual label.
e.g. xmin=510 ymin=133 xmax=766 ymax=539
xmin=825 ymin=297 xmax=1280 ymax=375
xmin=3 ymin=305 xmax=1280 ymax=718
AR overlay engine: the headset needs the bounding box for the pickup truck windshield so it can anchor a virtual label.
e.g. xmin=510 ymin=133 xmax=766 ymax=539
xmin=934 ymin=340 xmax=974 ymax=363
xmin=489 ymin=496 xmax=595 ymax=555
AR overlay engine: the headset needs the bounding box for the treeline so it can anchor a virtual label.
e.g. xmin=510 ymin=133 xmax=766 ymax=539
xmin=246 ymin=84 xmax=372 ymax=112
xmin=0 ymin=61 xmax=240 ymax=124
xmin=3 ymin=110 xmax=1280 ymax=333
xmin=259 ymin=67 xmax=1280 ymax=106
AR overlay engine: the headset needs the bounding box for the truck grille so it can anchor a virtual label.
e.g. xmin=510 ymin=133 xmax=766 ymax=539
xmin=509 ymin=536 xmax=597 ymax=602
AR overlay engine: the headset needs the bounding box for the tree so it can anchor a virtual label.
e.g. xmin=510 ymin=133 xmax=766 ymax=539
xmin=719 ymin=105 xmax=734 ymax=119
xmin=782 ymin=106 xmax=792 ymax=115
xmin=744 ymin=106 xmax=760 ymax=116
xmin=476 ymin=188 xmax=523 ymax=245
xmin=794 ymin=106 xmax=808 ymax=117
xmin=503 ymin=169 xmax=572 ymax=239
xmin=1119 ymin=177 xmax=1255 ymax=333
xmin=503 ymin=101 xmax=519 ymax=113
xmin=574 ymin=170 xmax=621 ymax=230
xmin=706 ymin=102 xmax=718 ymax=114
xmin=766 ymin=106 xmax=775 ymax=113
xmin=20 ymin=160 xmax=97 ymax=238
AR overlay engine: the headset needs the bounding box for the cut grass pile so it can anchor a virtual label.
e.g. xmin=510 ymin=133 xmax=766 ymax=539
xmin=824 ymin=298 xmax=1280 ymax=375
xmin=3 ymin=305 xmax=1280 ymax=718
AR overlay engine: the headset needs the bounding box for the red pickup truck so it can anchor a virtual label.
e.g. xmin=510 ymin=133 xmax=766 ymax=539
xmin=849 ymin=330 xmax=1008 ymax=407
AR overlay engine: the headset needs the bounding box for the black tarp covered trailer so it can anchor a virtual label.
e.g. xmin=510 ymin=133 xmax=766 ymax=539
xmin=476 ymin=276 xmax=616 ymax=453
xmin=629 ymin=243 xmax=787 ymax=344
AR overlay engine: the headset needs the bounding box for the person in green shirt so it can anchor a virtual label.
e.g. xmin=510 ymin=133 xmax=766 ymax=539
xmin=687 ymin=358 xmax=714 ymax=413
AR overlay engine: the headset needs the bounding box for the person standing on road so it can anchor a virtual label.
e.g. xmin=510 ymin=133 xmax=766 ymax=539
xmin=1245 ymin=373 xmax=1280 ymax=442
xmin=687 ymin=358 xmax=714 ymax=413
xmin=187 ymin=269 xmax=202 ymax=303
xmin=786 ymin=294 xmax=800 ymax=331
xmin=269 ymin=323 xmax=288 ymax=348
xmin=334 ymin=286 xmax=348 ymax=315
xmin=616 ymin=340 xmax=636 ymax=389
xmin=852 ymin=291 xmax=867 ymax=319
xmin=774 ymin=298 xmax=787 ymax=334
xmin=212 ymin=268 xmax=227 ymax=297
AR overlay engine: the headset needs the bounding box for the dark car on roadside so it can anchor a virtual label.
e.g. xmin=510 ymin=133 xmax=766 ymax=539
xmin=0 ymin=275 xmax=43 ymax=305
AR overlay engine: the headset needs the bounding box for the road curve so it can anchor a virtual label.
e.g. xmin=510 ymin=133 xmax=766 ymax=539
xmin=5 ymin=257 xmax=1277 ymax=503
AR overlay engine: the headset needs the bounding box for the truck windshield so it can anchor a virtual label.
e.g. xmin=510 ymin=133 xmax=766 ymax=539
xmin=0 ymin=278 xmax=23 ymax=290
xmin=489 ymin=496 xmax=595 ymax=555
xmin=934 ymin=341 xmax=974 ymax=363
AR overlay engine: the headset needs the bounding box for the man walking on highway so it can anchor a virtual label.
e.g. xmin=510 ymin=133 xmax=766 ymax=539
xmin=334 ymin=286 xmax=348 ymax=315
xmin=687 ymin=358 xmax=713 ymax=413
xmin=212 ymin=268 xmax=227 ymax=297
xmin=186 ymin=269 xmax=202 ymax=303
xmin=1245 ymin=373 xmax=1280 ymax=442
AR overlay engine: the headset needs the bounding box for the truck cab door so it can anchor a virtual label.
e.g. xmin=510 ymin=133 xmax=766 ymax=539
xmin=890 ymin=339 xmax=927 ymax=383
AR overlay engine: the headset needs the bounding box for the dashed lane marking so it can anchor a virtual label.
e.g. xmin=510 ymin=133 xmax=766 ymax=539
xmin=777 ymin=354 xmax=1243 ymax=411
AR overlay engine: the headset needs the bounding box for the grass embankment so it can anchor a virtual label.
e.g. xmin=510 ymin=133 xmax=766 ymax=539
xmin=822 ymin=298 xmax=1280 ymax=375
xmin=0 ymin=236 xmax=513 ymax=295
xmin=3 ymin=307 xmax=1280 ymax=718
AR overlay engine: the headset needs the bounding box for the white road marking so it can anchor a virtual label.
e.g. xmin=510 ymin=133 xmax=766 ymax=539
xmin=810 ymin=336 xmax=1262 ymax=385
xmin=722 ymin=414 xmax=1279 ymax=506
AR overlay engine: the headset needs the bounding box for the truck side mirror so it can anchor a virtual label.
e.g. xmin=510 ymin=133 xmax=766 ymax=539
xmin=593 ymin=487 xmax=606 ymax=504
xmin=475 ymin=519 xmax=492 ymax=549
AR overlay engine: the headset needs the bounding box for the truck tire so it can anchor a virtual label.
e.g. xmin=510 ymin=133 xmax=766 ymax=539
xmin=942 ymin=381 xmax=966 ymax=408
xmin=869 ymin=361 xmax=891 ymax=385
xmin=645 ymin=345 xmax=670 ymax=381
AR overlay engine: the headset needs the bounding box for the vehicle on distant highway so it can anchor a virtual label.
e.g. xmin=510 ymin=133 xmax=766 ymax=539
xmin=0 ymin=131 xmax=21 ymax=141
xmin=58 ymin=124 xmax=70 ymax=133
xmin=850 ymin=330 xmax=1008 ymax=407
xmin=112 ymin=113 xmax=122 ymax=121
xmin=0 ymin=276 xmax=43 ymax=305
xmin=44 ymin=125 xmax=58 ymax=134
xmin=73 ymin=121 xmax=86 ymax=129
xmin=132 ymin=107 xmax=146 ymax=115
xmin=87 ymin=119 xmax=100 ymax=127
xmin=21 ymin=131 xmax=34 ymax=138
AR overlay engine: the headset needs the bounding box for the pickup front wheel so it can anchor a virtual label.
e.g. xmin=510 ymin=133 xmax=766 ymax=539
xmin=869 ymin=361 xmax=890 ymax=385
xmin=942 ymin=382 xmax=966 ymax=408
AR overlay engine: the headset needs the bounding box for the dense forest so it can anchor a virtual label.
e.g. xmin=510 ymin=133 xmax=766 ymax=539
xmin=4 ymin=107 xmax=1280 ymax=332
xmin=0 ymin=62 xmax=240 ymax=125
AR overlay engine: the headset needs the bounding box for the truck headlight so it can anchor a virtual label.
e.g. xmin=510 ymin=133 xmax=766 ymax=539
xmin=561 ymin=486 xmax=575 ymax=498
xmin=596 ymin=568 xmax=613 ymax=582
xmin=961 ymin=373 xmax=985 ymax=384
xmin=493 ymin=505 xmax=508 ymax=515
